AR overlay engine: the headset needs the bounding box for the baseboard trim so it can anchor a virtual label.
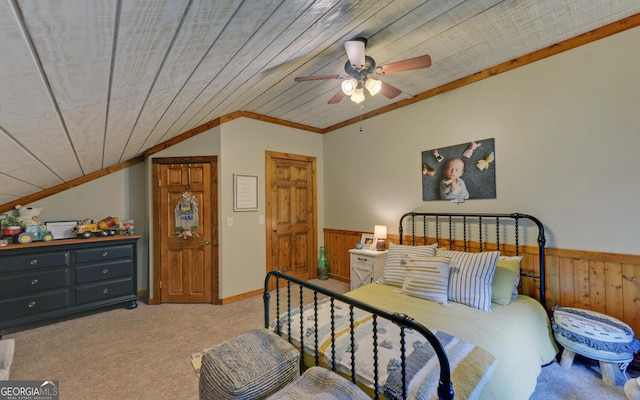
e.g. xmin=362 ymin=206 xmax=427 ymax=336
xmin=220 ymin=288 xmax=263 ymax=305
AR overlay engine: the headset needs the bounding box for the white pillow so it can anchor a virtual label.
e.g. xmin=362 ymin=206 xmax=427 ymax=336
xmin=377 ymin=242 xmax=438 ymax=287
xmin=437 ymin=249 xmax=500 ymax=311
xmin=402 ymin=256 xmax=452 ymax=304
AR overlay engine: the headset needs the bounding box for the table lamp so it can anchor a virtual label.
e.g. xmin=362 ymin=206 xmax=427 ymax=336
xmin=374 ymin=225 xmax=387 ymax=251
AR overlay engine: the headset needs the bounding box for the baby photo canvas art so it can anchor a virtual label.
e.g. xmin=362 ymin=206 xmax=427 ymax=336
xmin=421 ymin=138 xmax=496 ymax=202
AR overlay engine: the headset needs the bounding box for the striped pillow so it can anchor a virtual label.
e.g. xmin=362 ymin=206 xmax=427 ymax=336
xmin=377 ymin=242 xmax=438 ymax=287
xmin=437 ymin=249 xmax=500 ymax=311
xmin=402 ymin=256 xmax=452 ymax=304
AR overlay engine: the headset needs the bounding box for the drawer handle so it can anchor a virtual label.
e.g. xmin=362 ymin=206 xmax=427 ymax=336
xmin=357 ymin=257 xmax=368 ymax=262
xmin=31 ymin=279 xmax=39 ymax=285
xmin=28 ymin=301 xmax=36 ymax=308
xmin=102 ymin=252 xmax=109 ymax=257
xmin=103 ymin=288 xmax=109 ymax=294
xmin=31 ymin=259 xmax=38 ymax=265
xmin=102 ymin=268 xmax=109 ymax=274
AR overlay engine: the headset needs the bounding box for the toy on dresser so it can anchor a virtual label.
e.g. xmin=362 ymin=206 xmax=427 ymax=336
xmin=14 ymin=205 xmax=53 ymax=244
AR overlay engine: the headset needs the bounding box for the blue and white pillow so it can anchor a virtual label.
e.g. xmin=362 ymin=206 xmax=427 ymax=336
xmin=402 ymin=256 xmax=452 ymax=304
xmin=377 ymin=242 xmax=438 ymax=287
xmin=437 ymin=249 xmax=500 ymax=312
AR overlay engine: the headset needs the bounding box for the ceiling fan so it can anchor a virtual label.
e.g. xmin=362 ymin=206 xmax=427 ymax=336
xmin=294 ymin=37 xmax=431 ymax=104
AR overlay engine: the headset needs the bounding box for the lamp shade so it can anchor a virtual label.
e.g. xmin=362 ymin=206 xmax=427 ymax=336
xmin=365 ymin=78 xmax=382 ymax=96
xmin=341 ymin=78 xmax=357 ymax=96
xmin=374 ymin=225 xmax=387 ymax=239
xmin=350 ymin=87 xmax=365 ymax=103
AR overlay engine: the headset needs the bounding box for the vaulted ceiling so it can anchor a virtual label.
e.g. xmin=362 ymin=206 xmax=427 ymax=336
xmin=1 ymin=0 xmax=639 ymax=209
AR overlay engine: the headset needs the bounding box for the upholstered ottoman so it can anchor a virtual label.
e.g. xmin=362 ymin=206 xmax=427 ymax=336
xmin=267 ymin=366 xmax=371 ymax=400
xmin=552 ymin=306 xmax=640 ymax=386
xmin=0 ymin=339 xmax=15 ymax=381
xmin=199 ymin=329 xmax=300 ymax=400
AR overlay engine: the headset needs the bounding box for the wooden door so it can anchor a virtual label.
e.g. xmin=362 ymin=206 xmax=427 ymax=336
xmin=152 ymin=157 xmax=218 ymax=303
xmin=266 ymin=151 xmax=317 ymax=281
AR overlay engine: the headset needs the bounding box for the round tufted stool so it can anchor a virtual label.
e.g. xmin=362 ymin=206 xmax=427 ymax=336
xmin=552 ymin=306 xmax=640 ymax=386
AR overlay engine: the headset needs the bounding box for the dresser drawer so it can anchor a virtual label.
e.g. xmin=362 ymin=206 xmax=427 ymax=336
xmin=0 ymin=252 xmax=69 ymax=273
xmin=75 ymin=260 xmax=133 ymax=284
xmin=75 ymin=278 xmax=134 ymax=305
xmin=75 ymin=245 xmax=132 ymax=264
xmin=0 ymin=290 xmax=69 ymax=320
xmin=350 ymin=253 xmax=374 ymax=268
xmin=0 ymin=268 xmax=69 ymax=297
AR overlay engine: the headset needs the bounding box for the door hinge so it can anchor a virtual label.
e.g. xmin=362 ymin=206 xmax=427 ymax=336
xmin=159 ymin=281 xmax=162 ymax=288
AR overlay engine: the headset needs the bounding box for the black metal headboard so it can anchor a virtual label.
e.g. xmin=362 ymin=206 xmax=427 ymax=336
xmin=398 ymin=212 xmax=547 ymax=309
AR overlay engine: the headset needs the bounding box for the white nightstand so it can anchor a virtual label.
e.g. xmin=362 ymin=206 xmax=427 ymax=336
xmin=349 ymin=248 xmax=388 ymax=290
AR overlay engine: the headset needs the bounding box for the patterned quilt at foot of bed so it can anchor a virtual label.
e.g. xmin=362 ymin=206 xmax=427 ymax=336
xmin=273 ymin=298 xmax=496 ymax=400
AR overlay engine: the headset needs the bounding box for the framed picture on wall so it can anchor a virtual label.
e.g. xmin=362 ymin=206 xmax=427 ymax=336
xmin=234 ymin=174 xmax=258 ymax=211
xmin=421 ymin=138 xmax=496 ymax=203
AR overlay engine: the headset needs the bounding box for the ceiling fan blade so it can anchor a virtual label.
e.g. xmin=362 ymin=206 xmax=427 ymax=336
xmin=375 ymin=55 xmax=431 ymax=75
xmin=344 ymin=38 xmax=366 ymax=69
xmin=295 ymin=75 xmax=341 ymax=82
xmin=379 ymin=81 xmax=402 ymax=99
xmin=328 ymin=89 xmax=345 ymax=104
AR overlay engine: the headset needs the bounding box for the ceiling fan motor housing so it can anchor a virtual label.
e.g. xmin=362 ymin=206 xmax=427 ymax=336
xmin=344 ymin=55 xmax=376 ymax=83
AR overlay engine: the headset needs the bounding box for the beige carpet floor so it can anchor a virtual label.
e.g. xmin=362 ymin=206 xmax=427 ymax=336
xmin=3 ymin=279 xmax=633 ymax=399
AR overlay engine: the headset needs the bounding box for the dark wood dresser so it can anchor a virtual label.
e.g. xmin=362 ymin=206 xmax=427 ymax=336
xmin=0 ymin=235 xmax=140 ymax=331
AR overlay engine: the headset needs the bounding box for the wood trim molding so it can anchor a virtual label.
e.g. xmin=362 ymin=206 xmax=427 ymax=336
xmin=220 ymin=288 xmax=263 ymax=305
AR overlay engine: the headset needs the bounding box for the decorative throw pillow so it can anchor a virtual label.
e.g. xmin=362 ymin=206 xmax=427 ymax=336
xmin=401 ymin=256 xmax=452 ymax=304
xmin=491 ymin=257 xmax=521 ymax=306
xmin=377 ymin=242 xmax=438 ymax=287
xmin=437 ymin=249 xmax=500 ymax=311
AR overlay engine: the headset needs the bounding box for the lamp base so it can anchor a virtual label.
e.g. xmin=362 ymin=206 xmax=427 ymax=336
xmin=376 ymin=239 xmax=386 ymax=251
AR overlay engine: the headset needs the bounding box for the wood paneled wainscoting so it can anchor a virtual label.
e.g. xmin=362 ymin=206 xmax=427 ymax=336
xmin=323 ymin=228 xmax=640 ymax=335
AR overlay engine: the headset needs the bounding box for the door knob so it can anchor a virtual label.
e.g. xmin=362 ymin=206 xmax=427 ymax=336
xmin=273 ymin=228 xmax=279 ymax=233
xmin=203 ymin=240 xmax=211 ymax=247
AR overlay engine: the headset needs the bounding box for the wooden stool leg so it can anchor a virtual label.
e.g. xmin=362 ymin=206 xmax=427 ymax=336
xmin=600 ymin=361 xmax=616 ymax=386
xmin=559 ymin=348 xmax=576 ymax=369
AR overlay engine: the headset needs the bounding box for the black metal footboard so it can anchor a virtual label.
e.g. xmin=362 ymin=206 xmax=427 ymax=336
xmin=263 ymin=270 xmax=454 ymax=400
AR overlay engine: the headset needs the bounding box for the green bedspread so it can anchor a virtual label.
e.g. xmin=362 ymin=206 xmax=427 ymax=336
xmin=346 ymin=283 xmax=558 ymax=400
xmin=275 ymin=294 xmax=496 ymax=399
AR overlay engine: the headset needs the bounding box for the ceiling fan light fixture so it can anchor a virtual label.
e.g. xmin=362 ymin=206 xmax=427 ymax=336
xmin=341 ymin=78 xmax=357 ymax=96
xmin=365 ymin=78 xmax=382 ymax=96
xmin=350 ymin=87 xmax=365 ymax=104
xmin=344 ymin=39 xmax=366 ymax=69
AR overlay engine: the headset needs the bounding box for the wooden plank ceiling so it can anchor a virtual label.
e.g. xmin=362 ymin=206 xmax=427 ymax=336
xmin=0 ymin=0 xmax=639 ymax=207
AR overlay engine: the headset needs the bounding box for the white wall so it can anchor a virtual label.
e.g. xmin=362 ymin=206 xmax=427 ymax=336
xmin=218 ymin=118 xmax=324 ymax=298
xmin=323 ymin=26 xmax=640 ymax=254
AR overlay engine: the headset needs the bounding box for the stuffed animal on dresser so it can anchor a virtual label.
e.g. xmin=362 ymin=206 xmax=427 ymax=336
xmin=15 ymin=205 xmax=44 ymax=226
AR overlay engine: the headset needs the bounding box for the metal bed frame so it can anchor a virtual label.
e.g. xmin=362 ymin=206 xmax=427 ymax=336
xmin=399 ymin=212 xmax=546 ymax=309
xmin=263 ymin=212 xmax=547 ymax=400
